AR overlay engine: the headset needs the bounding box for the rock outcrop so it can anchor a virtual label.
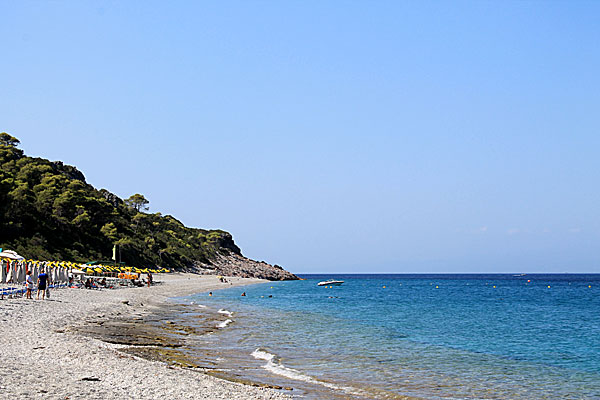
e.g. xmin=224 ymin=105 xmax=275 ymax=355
xmin=192 ymin=251 xmax=298 ymax=281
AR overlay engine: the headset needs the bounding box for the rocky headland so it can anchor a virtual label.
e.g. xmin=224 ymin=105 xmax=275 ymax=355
xmin=193 ymin=250 xmax=299 ymax=281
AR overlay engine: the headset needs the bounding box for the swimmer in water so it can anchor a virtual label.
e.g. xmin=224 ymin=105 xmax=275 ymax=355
xmin=209 ymin=292 xmax=212 ymax=296
xmin=241 ymin=292 xmax=246 ymax=296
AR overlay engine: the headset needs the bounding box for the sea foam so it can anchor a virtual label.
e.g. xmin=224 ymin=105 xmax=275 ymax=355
xmin=216 ymin=319 xmax=233 ymax=328
xmin=251 ymin=348 xmax=349 ymax=392
xmin=218 ymin=309 xmax=233 ymax=317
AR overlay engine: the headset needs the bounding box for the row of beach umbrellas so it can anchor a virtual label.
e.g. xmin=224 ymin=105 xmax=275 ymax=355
xmin=81 ymin=265 xmax=169 ymax=274
xmin=1 ymin=258 xmax=170 ymax=284
xmin=1 ymin=259 xmax=69 ymax=284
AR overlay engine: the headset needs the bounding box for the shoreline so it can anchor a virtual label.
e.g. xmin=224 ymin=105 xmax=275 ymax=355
xmin=0 ymin=273 xmax=292 ymax=399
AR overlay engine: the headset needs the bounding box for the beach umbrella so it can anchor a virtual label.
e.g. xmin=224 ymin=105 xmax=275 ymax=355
xmin=0 ymin=261 xmax=6 ymax=283
xmin=13 ymin=262 xmax=19 ymax=283
xmin=6 ymin=262 xmax=14 ymax=283
xmin=17 ymin=262 xmax=25 ymax=283
xmin=0 ymin=250 xmax=25 ymax=260
xmin=13 ymin=262 xmax=21 ymax=283
xmin=52 ymin=267 xmax=59 ymax=283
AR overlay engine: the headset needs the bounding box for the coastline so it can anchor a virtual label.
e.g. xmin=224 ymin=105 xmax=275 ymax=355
xmin=0 ymin=273 xmax=291 ymax=399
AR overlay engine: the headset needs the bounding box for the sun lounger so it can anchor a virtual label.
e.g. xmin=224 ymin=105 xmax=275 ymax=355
xmin=0 ymin=287 xmax=18 ymax=298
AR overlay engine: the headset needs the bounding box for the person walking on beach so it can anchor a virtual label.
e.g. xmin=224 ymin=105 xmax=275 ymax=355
xmin=25 ymin=270 xmax=34 ymax=299
xmin=37 ymin=268 xmax=49 ymax=300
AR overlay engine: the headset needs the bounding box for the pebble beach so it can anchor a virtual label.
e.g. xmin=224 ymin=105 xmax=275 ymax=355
xmin=0 ymin=273 xmax=291 ymax=400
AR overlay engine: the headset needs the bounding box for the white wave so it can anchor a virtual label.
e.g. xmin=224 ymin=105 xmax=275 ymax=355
xmin=218 ymin=309 xmax=233 ymax=317
xmin=195 ymin=304 xmax=207 ymax=308
xmin=251 ymin=348 xmax=350 ymax=392
xmin=216 ymin=319 xmax=233 ymax=328
xmin=251 ymin=349 xmax=275 ymax=362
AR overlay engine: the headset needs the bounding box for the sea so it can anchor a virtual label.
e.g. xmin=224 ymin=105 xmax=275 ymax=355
xmin=174 ymin=274 xmax=600 ymax=399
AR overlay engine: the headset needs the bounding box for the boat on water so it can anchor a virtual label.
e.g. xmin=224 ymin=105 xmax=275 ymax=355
xmin=317 ymin=280 xmax=344 ymax=286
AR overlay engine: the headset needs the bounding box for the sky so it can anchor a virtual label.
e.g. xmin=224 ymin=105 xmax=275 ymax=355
xmin=1 ymin=1 xmax=599 ymax=273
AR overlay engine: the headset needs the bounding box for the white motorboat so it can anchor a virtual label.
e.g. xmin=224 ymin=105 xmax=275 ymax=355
xmin=317 ymin=280 xmax=344 ymax=286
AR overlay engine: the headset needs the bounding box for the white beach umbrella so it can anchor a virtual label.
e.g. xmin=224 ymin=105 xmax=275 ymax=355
xmin=12 ymin=262 xmax=18 ymax=283
xmin=0 ymin=250 xmax=25 ymax=260
xmin=6 ymin=262 xmax=14 ymax=283
xmin=1 ymin=261 xmax=6 ymax=283
xmin=23 ymin=262 xmax=31 ymax=283
xmin=3 ymin=260 xmax=9 ymax=283
xmin=32 ymin=264 xmax=39 ymax=283
xmin=15 ymin=263 xmax=23 ymax=283
xmin=6 ymin=267 xmax=12 ymax=283
xmin=61 ymin=267 xmax=68 ymax=282
xmin=15 ymin=262 xmax=22 ymax=283
xmin=23 ymin=262 xmax=29 ymax=283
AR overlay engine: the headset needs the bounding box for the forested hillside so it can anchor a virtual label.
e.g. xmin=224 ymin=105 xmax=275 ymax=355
xmin=0 ymin=133 xmax=241 ymax=268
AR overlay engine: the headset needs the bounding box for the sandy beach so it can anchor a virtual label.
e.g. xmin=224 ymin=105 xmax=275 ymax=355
xmin=0 ymin=273 xmax=291 ymax=399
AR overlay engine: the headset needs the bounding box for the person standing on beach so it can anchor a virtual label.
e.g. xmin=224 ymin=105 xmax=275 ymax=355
xmin=25 ymin=270 xmax=34 ymax=299
xmin=37 ymin=268 xmax=49 ymax=300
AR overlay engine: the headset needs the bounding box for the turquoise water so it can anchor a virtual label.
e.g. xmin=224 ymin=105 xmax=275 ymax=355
xmin=183 ymin=274 xmax=600 ymax=399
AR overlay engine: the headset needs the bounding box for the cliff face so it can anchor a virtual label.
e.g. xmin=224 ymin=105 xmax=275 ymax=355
xmin=192 ymin=251 xmax=299 ymax=281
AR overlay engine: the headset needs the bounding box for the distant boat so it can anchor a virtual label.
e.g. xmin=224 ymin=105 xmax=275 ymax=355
xmin=513 ymin=274 xmax=527 ymax=277
xmin=318 ymin=280 xmax=344 ymax=286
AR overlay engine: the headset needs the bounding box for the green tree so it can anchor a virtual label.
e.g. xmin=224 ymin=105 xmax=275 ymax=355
xmin=125 ymin=193 xmax=149 ymax=212
xmin=0 ymin=132 xmax=20 ymax=147
xmin=100 ymin=222 xmax=118 ymax=241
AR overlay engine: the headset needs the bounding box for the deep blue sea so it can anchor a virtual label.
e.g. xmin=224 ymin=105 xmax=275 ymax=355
xmin=180 ymin=274 xmax=600 ymax=399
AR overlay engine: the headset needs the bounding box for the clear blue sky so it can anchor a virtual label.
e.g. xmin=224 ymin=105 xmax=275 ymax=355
xmin=2 ymin=1 xmax=599 ymax=273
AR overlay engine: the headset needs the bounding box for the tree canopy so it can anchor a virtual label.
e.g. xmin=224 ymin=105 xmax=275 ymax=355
xmin=0 ymin=132 xmax=20 ymax=147
xmin=125 ymin=193 xmax=149 ymax=212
